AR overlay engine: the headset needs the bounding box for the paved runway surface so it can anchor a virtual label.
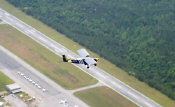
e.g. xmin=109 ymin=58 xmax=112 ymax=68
xmin=0 ymin=46 xmax=88 ymax=107
xmin=0 ymin=8 xmax=161 ymax=107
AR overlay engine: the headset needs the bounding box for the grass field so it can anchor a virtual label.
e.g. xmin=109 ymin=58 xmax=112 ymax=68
xmin=0 ymin=0 xmax=175 ymax=106
xmin=0 ymin=72 xmax=14 ymax=92
xmin=0 ymin=24 xmax=97 ymax=89
xmin=75 ymin=86 xmax=137 ymax=107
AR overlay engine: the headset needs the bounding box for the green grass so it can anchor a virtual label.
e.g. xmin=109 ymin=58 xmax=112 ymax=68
xmin=0 ymin=24 xmax=97 ymax=89
xmin=0 ymin=97 xmax=5 ymax=102
xmin=0 ymin=0 xmax=175 ymax=106
xmin=16 ymin=92 xmax=31 ymax=101
xmin=16 ymin=92 xmax=32 ymax=105
xmin=0 ymin=72 xmax=14 ymax=92
xmin=75 ymin=86 xmax=137 ymax=107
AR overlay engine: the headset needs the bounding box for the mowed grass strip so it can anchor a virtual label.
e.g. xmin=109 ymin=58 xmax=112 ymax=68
xmin=0 ymin=71 xmax=14 ymax=92
xmin=75 ymin=86 xmax=137 ymax=107
xmin=0 ymin=1 xmax=174 ymax=106
xmin=0 ymin=24 xmax=97 ymax=89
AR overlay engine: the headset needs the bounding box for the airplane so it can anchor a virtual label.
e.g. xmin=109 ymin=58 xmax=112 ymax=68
xmin=62 ymin=49 xmax=99 ymax=68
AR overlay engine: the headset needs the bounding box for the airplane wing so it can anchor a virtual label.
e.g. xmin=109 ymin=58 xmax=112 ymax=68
xmin=77 ymin=49 xmax=89 ymax=58
xmin=85 ymin=57 xmax=96 ymax=66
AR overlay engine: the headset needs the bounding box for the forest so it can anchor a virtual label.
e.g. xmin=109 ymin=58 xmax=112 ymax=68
xmin=6 ymin=0 xmax=175 ymax=100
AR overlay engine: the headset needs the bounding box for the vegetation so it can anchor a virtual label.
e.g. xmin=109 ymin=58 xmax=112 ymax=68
xmin=5 ymin=0 xmax=175 ymax=100
xmin=0 ymin=1 xmax=175 ymax=106
xmin=75 ymin=86 xmax=137 ymax=107
xmin=0 ymin=72 xmax=14 ymax=92
xmin=0 ymin=97 xmax=5 ymax=102
xmin=0 ymin=24 xmax=97 ymax=89
xmin=16 ymin=92 xmax=32 ymax=105
xmin=16 ymin=92 xmax=31 ymax=101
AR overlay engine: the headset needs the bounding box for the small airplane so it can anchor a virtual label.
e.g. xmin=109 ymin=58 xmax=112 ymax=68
xmin=62 ymin=49 xmax=99 ymax=68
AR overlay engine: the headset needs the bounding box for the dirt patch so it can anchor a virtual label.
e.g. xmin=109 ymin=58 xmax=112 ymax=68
xmin=0 ymin=91 xmax=7 ymax=96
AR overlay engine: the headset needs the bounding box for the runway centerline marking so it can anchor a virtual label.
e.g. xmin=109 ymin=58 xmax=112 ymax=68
xmin=24 ymin=30 xmax=30 ymax=34
xmin=97 ymin=72 xmax=106 ymax=79
xmin=5 ymin=13 xmax=10 ymax=16
xmin=16 ymin=23 xmax=23 ymax=28
xmin=50 ymin=43 xmax=58 ymax=49
xmin=127 ymin=91 xmax=139 ymax=99
xmin=144 ymin=102 xmax=154 ymax=107
xmin=6 ymin=16 xmax=13 ymax=21
xmin=38 ymin=37 xmax=47 ymax=43
xmin=67 ymin=54 xmax=74 ymax=58
xmin=111 ymin=81 xmax=122 ymax=89
xmin=29 ymin=29 xmax=36 ymax=35
xmin=54 ymin=48 xmax=63 ymax=53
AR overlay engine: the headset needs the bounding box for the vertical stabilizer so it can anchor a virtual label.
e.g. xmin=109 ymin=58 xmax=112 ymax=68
xmin=62 ymin=55 xmax=69 ymax=62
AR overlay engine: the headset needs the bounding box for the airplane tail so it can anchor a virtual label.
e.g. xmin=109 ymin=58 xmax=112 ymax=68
xmin=62 ymin=55 xmax=69 ymax=62
xmin=94 ymin=58 xmax=99 ymax=62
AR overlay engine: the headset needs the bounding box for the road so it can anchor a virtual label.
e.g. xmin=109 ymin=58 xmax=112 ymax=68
xmin=0 ymin=46 xmax=89 ymax=107
xmin=0 ymin=8 xmax=162 ymax=107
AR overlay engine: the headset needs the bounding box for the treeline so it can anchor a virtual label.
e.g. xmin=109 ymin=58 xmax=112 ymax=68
xmin=6 ymin=0 xmax=175 ymax=100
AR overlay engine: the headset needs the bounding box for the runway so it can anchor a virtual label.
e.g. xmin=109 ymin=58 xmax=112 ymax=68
xmin=0 ymin=8 xmax=161 ymax=107
xmin=0 ymin=46 xmax=89 ymax=107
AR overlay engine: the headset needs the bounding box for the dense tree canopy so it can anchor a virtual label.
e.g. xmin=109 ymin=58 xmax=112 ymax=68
xmin=6 ymin=0 xmax=175 ymax=100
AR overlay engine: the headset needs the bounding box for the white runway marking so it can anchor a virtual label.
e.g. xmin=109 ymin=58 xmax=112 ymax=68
xmin=29 ymin=29 xmax=35 ymax=35
xmin=16 ymin=23 xmax=23 ymax=28
xmin=6 ymin=16 xmax=13 ymax=21
xmin=97 ymin=72 xmax=106 ymax=79
xmin=111 ymin=81 xmax=122 ymax=88
xmin=5 ymin=13 xmax=10 ymax=16
xmin=38 ymin=37 xmax=47 ymax=43
xmin=144 ymin=102 xmax=154 ymax=107
xmin=127 ymin=91 xmax=139 ymax=99
xmin=24 ymin=30 xmax=30 ymax=34
xmin=54 ymin=48 xmax=63 ymax=53
xmin=67 ymin=54 xmax=74 ymax=58
xmin=50 ymin=43 xmax=58 ymax=49
xmin=61 ymin=48 xmax=67 ymax=52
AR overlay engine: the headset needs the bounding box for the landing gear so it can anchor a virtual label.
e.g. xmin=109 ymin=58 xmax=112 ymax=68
xmin=87 ymin=66 xmax=89 ymax=69
xmin=94 ymin=64 xmax=97 ymax=66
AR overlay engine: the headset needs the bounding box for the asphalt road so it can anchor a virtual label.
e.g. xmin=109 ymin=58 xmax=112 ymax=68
xmin=0 ymin=46 xmax=88 ymax=107
xmin=0 ymin=8 xmax=162 ymax=107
